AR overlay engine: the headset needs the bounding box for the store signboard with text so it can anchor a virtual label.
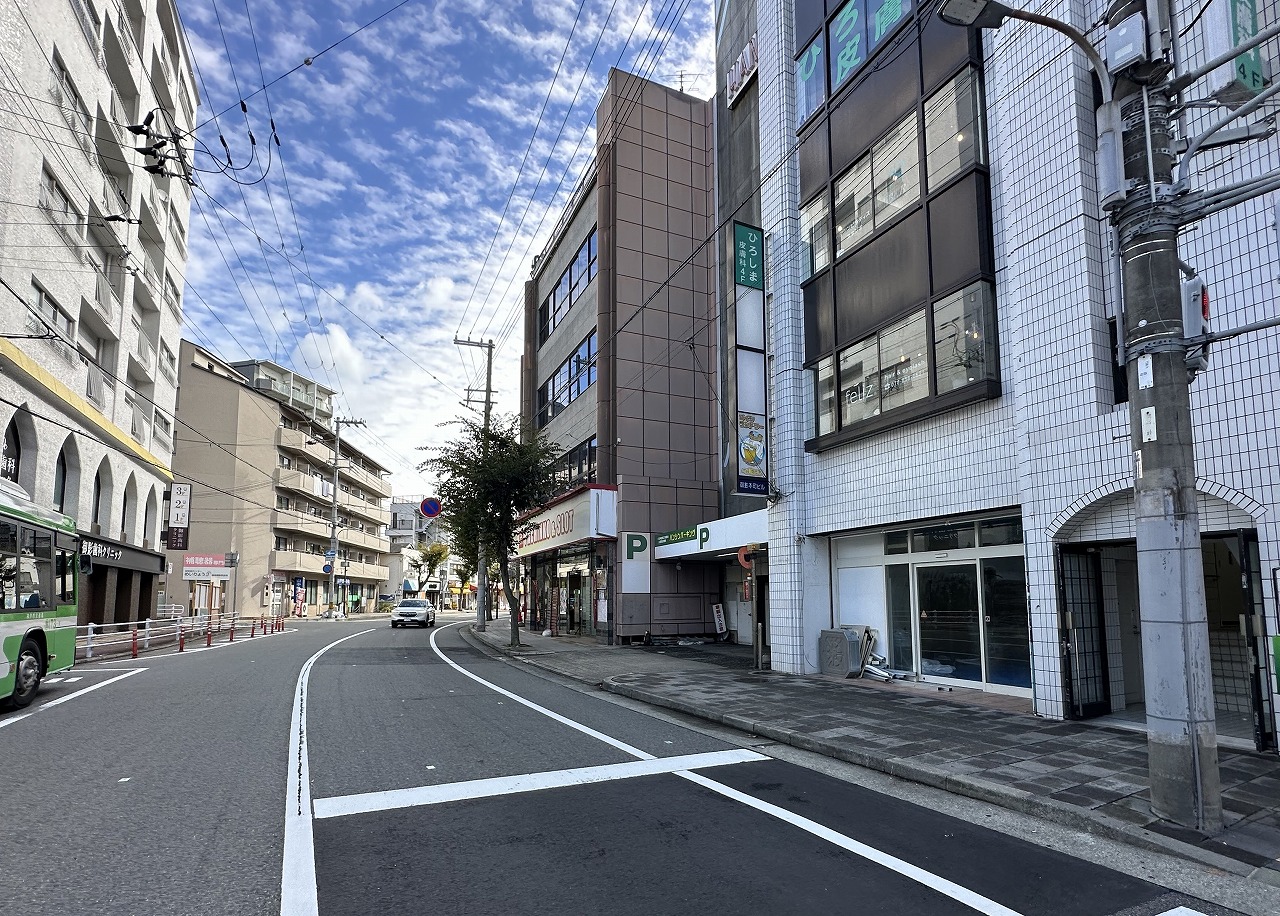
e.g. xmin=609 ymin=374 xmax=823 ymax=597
xmin=515 ymin=487 xmax=617 ymax=558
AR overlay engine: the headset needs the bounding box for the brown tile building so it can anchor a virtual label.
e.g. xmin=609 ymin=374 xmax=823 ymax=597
xmin=518 ymin=69 xmax=719 ymax=640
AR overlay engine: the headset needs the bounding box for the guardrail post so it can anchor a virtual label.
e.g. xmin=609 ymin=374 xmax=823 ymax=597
xmin=177 ymin=615 xmax=184 ymax=653
xmin=85 ymin=621 xmax=95 ymax=659
xmin=130 ymin=626 xmax=138 ymax=659
xmin=143 ymin=618 xmax=151 ymax=650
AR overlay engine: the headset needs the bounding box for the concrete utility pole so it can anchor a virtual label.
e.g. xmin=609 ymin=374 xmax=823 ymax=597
xmin=328 ymin=417 xmax=366 ymax=617
xmin=941 ymin=0 xmax=1280 ymax=832
xmin=455 ymin=338 xmax=495 ymax=631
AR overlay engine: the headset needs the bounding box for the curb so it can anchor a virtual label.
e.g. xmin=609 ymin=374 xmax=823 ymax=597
xmin=600 ymin=678 xmax=1261 ymax=879
xmin=461 ymin=623 xmax=1271 ymax=883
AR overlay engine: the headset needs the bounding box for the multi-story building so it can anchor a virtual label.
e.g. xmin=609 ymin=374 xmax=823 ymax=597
xmin=0 ymin=0 xmax=197 ymax=624
xmin=517 ymin=69 xmax=719 ymax=639
xmin=168 ymin=342 xmax=392 ymax=617
xmin=722 ymin=0 xmax=1278 ymax=749
xmin=383 ymin=496 xmax=466 ymax=605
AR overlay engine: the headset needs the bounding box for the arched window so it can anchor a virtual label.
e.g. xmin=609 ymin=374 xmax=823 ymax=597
xmin=92 ymin=471 xmax=103 ymax=527
xmin=2 ymin=420 xmax=20 ymax=483
xmin=121 ymin=488 xmax=130 ymax=536
xmin=53 ymin=450 xmax=67 ymax=513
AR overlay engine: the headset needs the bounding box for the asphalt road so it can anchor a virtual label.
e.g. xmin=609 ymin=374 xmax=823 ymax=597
xmin=0 ymin=614 xmax=1261 ymax=916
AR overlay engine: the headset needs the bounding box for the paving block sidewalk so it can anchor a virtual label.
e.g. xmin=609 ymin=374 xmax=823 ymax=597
xmin=465 ymin=622 xmax=1280 ymax=884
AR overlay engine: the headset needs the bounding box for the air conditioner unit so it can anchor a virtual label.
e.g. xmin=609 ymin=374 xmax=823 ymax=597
xmin=819 ymin=627 xmax=873 ymax=678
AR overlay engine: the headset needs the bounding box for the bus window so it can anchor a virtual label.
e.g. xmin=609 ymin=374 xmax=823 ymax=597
xmin=27 ymin=529 xmax=55 ymax=607
xmin=0 ymin=518 xmax=16 ymax=609
xmin=55 ymin=544 xmax=75 ymax=604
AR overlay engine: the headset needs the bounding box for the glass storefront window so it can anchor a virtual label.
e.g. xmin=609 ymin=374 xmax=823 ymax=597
xmin=979 ymin=516 xmax=1023 ymax=547
xmin=982 ymin=556 xmax=1030 ymax=687
xmin=925 ymin=67 xmax=984 ymax=190
xmin=829 ymin=0 xmax=868 ymax=93
xmin=869 ymin=0 xmax=914 ymax=47
xmin=917 ymin=563 xmax=981 ymax=681
xmin=877 ymin=311 xmax=929 ymax=412
xmin=933 ymin=281 xmax=997 ymax=393
xmin=885 ymin=564 xmax=914 ymax=670
xmin=796 ymin=36 xmax=826 ymax=125
xmin=872 ymin=116 xmax=920 ymax=225
xmin=816 ymin=356 xmax=836 ymax=436
xmin=799 ymin=193 xmax=831 ymax=278
xmin=834 ymin=157 xmax=873 ymax=256
xmin=911 ymin=522 xmax=976 ymax=552
xmin=884 ymin=530 xmax=910 ymax=554
xmin=838 ymin=336 xmax=878 ymax=426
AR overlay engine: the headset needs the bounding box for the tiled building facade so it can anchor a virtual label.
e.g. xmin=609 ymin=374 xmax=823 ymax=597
xmin=733 ymin=0 xmax=1278 ymax=747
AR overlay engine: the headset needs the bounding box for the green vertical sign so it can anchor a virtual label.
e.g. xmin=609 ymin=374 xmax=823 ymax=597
xmin=1231 ymin=0 xmax=1264 ymax=96
xmin=1273 ymin=635 xmax=1280 ymax=692
xmin=734 ymin=222 xmax=764 ymax=290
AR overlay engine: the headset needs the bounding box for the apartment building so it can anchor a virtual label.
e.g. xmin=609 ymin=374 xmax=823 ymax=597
xmin=725 ymin=0 xmax=1278 ymax=749
xmin=168 ymin=342 xmax=392 ymax=617
xmin=517 ymin=69 xmax=719 ymax=640
xmin=0 ymin=0 xmax=197 ymax=624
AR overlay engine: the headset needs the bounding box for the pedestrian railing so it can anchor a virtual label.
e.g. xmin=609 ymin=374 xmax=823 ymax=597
xmin=75 ymin=613 xmax=290 ymax=661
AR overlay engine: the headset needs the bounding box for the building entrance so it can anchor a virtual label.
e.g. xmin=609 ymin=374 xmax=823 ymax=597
xmin=1059 ymin=532 xmax=1275 ymax=751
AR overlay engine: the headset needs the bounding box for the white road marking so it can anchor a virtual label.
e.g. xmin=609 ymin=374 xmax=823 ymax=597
xmin=38 ymin=668 xmax=145 ymax=709
xmin=313 ymin=749 xmax=767 ymax=820
xmin=1155 ymin=909 xmax=1210 ymax=915
xmin=678 ymin=770 xmax=1022 ymax=916
xmin=64 ymin=676 xmax=83 ymax=682
xmin=430 ymin=624 xmax=1028 ymax=916
xmin=0 ymin=713 xmax=32 ymax=729
xmin=280 ymin=629 xmax=374 ymax=916
xmin=44 ymin=677 xmax=64 ymax=684
xmin=118 ymin=777 xmax=130 ymax=782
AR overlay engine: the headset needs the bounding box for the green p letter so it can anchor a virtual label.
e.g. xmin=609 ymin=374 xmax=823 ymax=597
xmin=626 ymin=533 xmax=648 ymax=559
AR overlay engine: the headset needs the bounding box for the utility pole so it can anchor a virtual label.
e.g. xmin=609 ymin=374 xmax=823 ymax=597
xmin=456 ymin=337 xmax=494 ymax=631
xmin=940 ymin=0 xmax=1280 ymax=832
xmin=328 ymin=417 xmax=365 ymax=618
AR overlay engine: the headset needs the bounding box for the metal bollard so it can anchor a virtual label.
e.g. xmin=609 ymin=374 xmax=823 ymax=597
xmin=85 ymin=622 xmax=95 ymax=659
xmin=131 ymin=627 xmax=138 ymax=659
xmin=250 ymin=620 xmax=257 ymax=638
xmin=229 ymin=621 xmax=236 ymax=642
xmin=143 ymin=618 xmax=151 ymax=650
xmin=206 ymin=627 xmax=212 ymax=648
xmin=177 ymin=615 xmax=185 ymax=652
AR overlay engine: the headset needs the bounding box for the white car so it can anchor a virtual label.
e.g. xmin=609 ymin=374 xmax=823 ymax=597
xmin=391 ymin=599 xmax=436 ymax=628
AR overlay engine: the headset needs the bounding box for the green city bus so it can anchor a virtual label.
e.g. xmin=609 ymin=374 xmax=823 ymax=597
xmin=0 ymin=478 xmax=78 ymax=709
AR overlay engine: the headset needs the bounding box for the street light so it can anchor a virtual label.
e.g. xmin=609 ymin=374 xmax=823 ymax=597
xmin=939 ymin=0 xmax=1225 ymax=833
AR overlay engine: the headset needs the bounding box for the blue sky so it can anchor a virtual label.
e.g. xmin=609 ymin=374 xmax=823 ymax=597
xmin=177 ymin=0 xmax=715 ymax=492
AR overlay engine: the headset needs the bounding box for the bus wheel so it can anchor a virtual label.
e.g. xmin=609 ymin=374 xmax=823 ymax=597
xmin=9 ymin=638 xmax=44 ymax=709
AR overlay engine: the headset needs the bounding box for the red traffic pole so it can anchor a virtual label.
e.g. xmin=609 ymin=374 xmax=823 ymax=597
xmin=130 ymin=627 xmax=138 ymax=659
xmin=229 ymin=621 xmax=235 ymax=642
xmin=250 ymin=620 xmax=257 ymax=638
xmin=206 ymin=626 xmax=212 ymax=648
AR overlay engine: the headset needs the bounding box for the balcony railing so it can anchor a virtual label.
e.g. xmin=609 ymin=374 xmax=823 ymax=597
xmin=157 ymin=41 xmax=174 ymax=86
xmin=113 ymin=4 xmax=138 ymax=64
xmin=69 ymin=0 xmax=103 ymax=65
xmin=24 ymin=316 xmax=76 ymax=366
xmin=102 ymin=168 xmax=128 ymax=215
xmin=107 ymin=87 xmax=132 ymax=148
xmin=158 ymin=354 xmax=176 ymax=385
xmin=141 ymin=254 xmax=160 ymax=289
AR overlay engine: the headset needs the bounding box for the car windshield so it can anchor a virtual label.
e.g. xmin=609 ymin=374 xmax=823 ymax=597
xmin=399 ymin=600 xmax=427 ymax=607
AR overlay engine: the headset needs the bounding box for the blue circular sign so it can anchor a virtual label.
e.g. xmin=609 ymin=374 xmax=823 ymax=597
xmin=420 ymin=497 xmax=442 ymax=518
xmin=322 ymin=563 xmax=333 ymax=574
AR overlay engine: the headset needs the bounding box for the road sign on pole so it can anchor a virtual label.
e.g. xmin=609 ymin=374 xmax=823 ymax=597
xmin=420 ymin=497 xmax=442 ymax=518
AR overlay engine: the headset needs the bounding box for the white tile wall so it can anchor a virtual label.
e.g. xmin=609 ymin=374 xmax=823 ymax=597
xmin=757 ymin=1 xmax=1280 ymax=729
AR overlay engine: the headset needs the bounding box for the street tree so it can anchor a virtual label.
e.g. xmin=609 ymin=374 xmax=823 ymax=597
xmin=422 ymin=414 xmax=561 ymax=647
xmin=406 ymin=541 xmax=450 ymax=595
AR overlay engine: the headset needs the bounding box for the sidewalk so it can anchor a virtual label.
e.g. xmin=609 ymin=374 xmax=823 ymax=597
xmin=465 ymin=622 xmax=1280 ymax=886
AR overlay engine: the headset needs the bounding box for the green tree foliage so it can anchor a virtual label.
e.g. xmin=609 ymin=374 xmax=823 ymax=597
xmin=422 ymin=414 xmax=560 ymax=645
xmin=405 ymin=541 xmax=450 ymax=594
